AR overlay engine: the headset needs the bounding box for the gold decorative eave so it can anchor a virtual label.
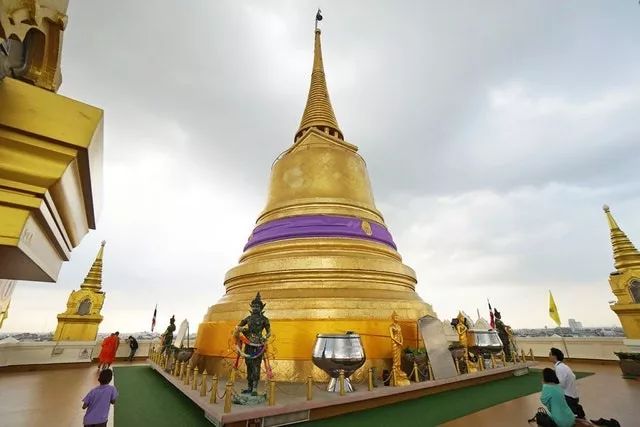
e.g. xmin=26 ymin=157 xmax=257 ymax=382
xmin=0 ymin=77 xmax=103 ymax=281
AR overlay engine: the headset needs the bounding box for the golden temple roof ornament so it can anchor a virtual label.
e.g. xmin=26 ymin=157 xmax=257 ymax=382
xmin=0 ymin=0 xmax=69 ymax=91
xmin=80 ymin=240 xmax=106 ymax=290
xmin=295 ymin=10 xmax=343 ymax=142
xmin=603 ymin=205 xmax=640 ymax=271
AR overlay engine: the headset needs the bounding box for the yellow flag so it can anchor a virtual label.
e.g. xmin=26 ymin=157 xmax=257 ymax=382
xmin=548 ymin=291 xmax=561 ymax=326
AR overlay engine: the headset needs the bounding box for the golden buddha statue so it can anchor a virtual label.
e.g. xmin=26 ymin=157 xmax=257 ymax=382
xmin=390 ymin=311 xmax=411 ymax=386
xmin=454 ymin=312 xmax=469 ymax=351
xmin=193 ymin=19 xmax=434 ymax=380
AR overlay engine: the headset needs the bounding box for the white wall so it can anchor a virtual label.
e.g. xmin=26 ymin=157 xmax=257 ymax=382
xmin=516 ymin=337 xmax=626 ymax=361
xmin=0 ymin=339 xmax=154 ymax=368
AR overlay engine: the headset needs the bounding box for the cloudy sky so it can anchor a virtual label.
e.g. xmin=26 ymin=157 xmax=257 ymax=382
xmin=4 ymin=1 xmax=640 ymax=332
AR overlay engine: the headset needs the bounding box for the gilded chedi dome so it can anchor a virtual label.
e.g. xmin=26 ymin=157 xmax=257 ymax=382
xmin=194 ymin=28 xmax=434 ymax=380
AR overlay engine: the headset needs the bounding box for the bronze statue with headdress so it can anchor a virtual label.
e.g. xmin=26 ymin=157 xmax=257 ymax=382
xmin=160 ymin=315 xmax=176 ymax=355
xmin=235 ymin=292 xmax=271 ymax=395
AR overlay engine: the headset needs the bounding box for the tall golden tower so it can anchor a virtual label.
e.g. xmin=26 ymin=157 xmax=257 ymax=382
xmin=603 ymin=206 xmax=640 ymax=340
xmin=194 ymin=26 xmax=435 ymax=379
xmin=53 ymin=241 xmax=106 ymax=341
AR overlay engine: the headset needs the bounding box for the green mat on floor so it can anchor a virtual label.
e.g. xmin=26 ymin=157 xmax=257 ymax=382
xmin=113 ymin=366 xmax=591 ymax=427
xmin=113 ymin=366 xmax=212 ymax=427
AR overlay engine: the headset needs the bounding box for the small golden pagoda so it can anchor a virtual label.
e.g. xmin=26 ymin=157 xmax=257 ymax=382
xmin=603 ymin=206 xmax=640 ymax=340
xmin=53 ymin=241 xmax=106 ymax=341
xmin=195 ymin=27 xmax=435 ymax=379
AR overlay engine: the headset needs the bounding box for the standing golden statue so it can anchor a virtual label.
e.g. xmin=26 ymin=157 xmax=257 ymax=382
xmin=389 ymin=311 xmax=410 ymax=386
xmin=452 ymin=312 xmax=472 ymax=373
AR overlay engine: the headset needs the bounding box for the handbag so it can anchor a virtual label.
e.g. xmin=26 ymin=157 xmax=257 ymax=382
xmin=528 ymin=407 xmax=557 ymax=427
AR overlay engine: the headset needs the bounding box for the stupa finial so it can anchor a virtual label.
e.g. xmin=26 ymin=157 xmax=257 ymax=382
xmin=295 ymin=10 xmax=343 ymax=142
xmin=602 ymin=205 xmax=640 ymax=271
xmin=80 ymin=240 xmax=106 ymax=290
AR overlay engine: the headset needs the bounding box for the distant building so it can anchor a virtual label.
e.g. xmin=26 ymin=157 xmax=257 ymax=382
xmin=568 ymin=319 xmax=583 ymax=331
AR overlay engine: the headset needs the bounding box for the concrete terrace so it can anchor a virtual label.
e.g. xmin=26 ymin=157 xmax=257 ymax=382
xmin=0 ymin=360 xmax=637 ymax=426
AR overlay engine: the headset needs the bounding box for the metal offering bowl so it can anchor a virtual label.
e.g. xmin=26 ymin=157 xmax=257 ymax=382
xmin=312 ymin=333 xmax=366 ymax=392
xmin=467 ymin=329 xmax=503 ymax=355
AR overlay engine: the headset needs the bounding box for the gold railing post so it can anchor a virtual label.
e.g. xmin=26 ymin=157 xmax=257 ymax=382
xmin=223 ymin=382 xmax=233 ymax=413
xmin=268 ymin=380 xmax=276 ymax=406
xmin=185 ymin=365 xmax=191 ymax=386
xmin=338 ymin=369 xmax=346 ymax=396
xmin=367 ymin=368 xmax=374 ymax=391
xmin=453 ymin=357 xmax=460 ymax=375
xmin=501 ymin=352 xmax=507 ymax=366
xmin=179 ymin=361 xmax=185 ymax=380
xmin=412 ymin=361 xmax=419 ymax=382
xmin=428 ymin=361 xmax=434 ymax=380
xmin=229 ymin=368 xmax=237 ymax=385
xmin=210 ymin=375 xmax=219 ymax=404
xmin=478 ymin=356 xmax=485 ymax=371
xmin=200 ymin=370 xmax=208 ymax=397
xmin=306 ymin=376 xmax=313 ymax=401
xmin=521 ymin=349 xmax=526 ymax=362
xmin=490 ymin=353 xmax=497 ymax=369
xmin=529 ymin=348 xmax=534 ymax=362
xmin=192 ymin=366 xmax=199 ymax=390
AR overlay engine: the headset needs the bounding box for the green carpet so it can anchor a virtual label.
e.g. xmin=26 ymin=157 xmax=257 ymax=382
xmin=305 ymin=369 xmax=593 ymax=427
xmin=113 ymin=366 xmax=591 ymax=427
xmin=113 ymin=366 xmax=212 ymax=427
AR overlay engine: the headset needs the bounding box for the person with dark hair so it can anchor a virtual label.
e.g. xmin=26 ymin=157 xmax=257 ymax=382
xmin=82 ymin=368 xmax=118 ymax=427
xmin=549 ymin=347 xmax=585 ymax=418
xmin=531 ymin=368 xmax=576 ymax=427
xmin=127 ymin=336 xmax=138 ymax=362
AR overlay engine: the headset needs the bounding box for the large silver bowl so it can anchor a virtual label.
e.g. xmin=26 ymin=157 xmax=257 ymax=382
xmin=312 ymin=333 xmax=366 ymax=393
xmin=467 ymin=329 xmax=503 ymax=355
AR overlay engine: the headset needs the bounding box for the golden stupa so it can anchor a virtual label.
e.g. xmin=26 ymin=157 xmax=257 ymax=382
xmin=194 ymin=27 xmax=435 ymax=379
xmin=54 ymin=241 xmax=107 ymax=341
xmin=603 ymin=206 xmax=640 ymax=340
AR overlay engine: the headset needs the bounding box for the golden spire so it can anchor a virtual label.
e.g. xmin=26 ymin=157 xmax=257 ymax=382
xmin=603 ymin=205 xmax=640 ymax=271
xmin=295 ymin=27 xmax=343 ymax=142
xmin=80 ymin=240 xmax=106 ymax=290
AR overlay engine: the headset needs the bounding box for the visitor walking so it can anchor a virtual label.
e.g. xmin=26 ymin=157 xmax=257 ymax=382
xmin=82 ymin=368 xmax=118 ymax=427
xmin=530 ymin=368 xmax=576 ymax=427
xmin=97 ymin=332 xmax=120 ymax=371
xmin=549 ymin=347 xmax=586 ymax=419
xmin=127 ymin=336 xmax=138 ymax=362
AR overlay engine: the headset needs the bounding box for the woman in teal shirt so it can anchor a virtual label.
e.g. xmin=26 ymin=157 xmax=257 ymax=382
xmin=539 ymin=368 xmax=576 ymax=427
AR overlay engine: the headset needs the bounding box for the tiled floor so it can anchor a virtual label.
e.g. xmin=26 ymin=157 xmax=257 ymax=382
xmin=442 ymin=361 xmax=640 ymax=427
xmin=0 ymin=361 xmax=637 ymax=426
xmin=0 ymin=362 xmax=141 ymax=427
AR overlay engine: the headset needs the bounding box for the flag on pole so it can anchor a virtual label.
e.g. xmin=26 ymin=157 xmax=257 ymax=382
xmin=316 ymin=9 xmax=323 ymax=22
xmin=488 ymin=299 xmax=495 ymax=329
xmin=151 ymin=304 xmax=157 ymax=332
xmin=548 ymin=291 xmax=561 ymax=327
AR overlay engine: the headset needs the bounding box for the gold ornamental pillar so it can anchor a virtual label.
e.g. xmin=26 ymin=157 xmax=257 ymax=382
xmin=0 ymin=1 xmax=103 ymax=282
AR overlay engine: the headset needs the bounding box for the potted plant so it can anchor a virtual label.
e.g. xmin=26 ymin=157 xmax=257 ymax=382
xmin=448 ymin=342 xmax=467 ymax=374
xmin=402 ymin=347 xmax=429 ymax=380
xmin=614 ymin=352 xmax=640 ymax=379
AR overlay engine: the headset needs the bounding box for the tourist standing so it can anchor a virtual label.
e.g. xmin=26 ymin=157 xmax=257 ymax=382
xmin=82 ymin=368 xmax=118 ymax=427
xmin=127 ymin=336 xmax=138 ymax=362
xmin=549 ymin=347 xmax=585 ymax=419
xmin=97 ymin=332 xmax=120 ymax=371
